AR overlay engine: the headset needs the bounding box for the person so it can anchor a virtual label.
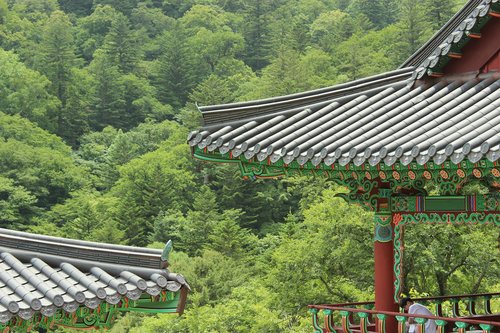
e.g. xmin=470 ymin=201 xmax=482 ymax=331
xmin=400 ymin=297 xmax=437 ymax=333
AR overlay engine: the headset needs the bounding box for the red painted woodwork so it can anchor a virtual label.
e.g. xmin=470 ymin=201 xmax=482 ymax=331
xmin=374 ymin=227 xmax=398 ymax=333
xmin=483 ymin=50 xmax=500 ymax=72
xmin=444 ymin=18 xmax=500 ymax=74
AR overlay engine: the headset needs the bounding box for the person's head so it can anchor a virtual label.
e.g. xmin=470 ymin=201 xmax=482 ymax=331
xmin=399 ymin=297 xmax=413 ymax=312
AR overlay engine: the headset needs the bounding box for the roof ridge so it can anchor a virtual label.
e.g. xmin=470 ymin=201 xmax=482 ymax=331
xmin=0 ymin=228 xmax=162 ymax=269
xmin=199 ymin=67 xmax=414 ymax=112
xmin=198 ymin=68 xmax=414 ymax=127
xmin=0 ymin=228 xmax=160 ymax=255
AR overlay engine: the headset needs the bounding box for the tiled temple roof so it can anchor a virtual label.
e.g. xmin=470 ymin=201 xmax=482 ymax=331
xmin=189 ymin=0 xmax=500 ymax=169
xmin=190 ymin=71 xmax=500 ymax=167
xmin=0 ymin=228 xmax=189 ymax=324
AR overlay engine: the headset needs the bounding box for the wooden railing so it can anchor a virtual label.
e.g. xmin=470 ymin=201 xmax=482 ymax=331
xmin=308 ymin=293 xmax=500 ymax=333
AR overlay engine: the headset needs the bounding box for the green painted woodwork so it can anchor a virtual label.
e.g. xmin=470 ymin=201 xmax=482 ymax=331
xmin=435 ymin=319 xmax=448 ymax=332
xmin=479 ymin=324 xmax=493 ymax=333
xmin=340 ymin=310 xmax=353 ymax=333
xmin=455 ymin=321 xmax=469 ymax=330
xmin=309 ymin=308 xmax=323 ymax=333
xmin=393 ymin=212 xmax=499 ymax=301
xmin=323 ymin=309 xmax=338 ymax=333
xmin=396 ymin=315 xmax=407 ymax=333
xmin=375 ymin=214 xmax=393 ymax=242
xmin=161 ymin=240 xmax=173 ymax=262
xmin=193 ymin=148 xmax=499 ymax=194
xmin=0 ymin=291 xmax=182 ymax=332
xmin=392 ymin=196 xmax=500 ymax=213
xmin=376 ymin=314 xmax=387 ymax=333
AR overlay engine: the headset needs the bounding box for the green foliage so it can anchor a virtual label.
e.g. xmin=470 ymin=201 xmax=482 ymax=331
xmin=268 ymin=188 xmax=374 ymax=313
xmin=0 ymin=112 xmax=86 ymax=219
xmin=102 ymin=14 xmax=140 ymax=73
xmin=403 ymin=224 xmax=499 ymax=296
xmin=75 ymin=5 xmax=122 ymax=61
xmin=0 ymin=1 xmax=493 ymax=332
xmin=0 ymin=49 xmax=60 ymax=131
xmin=111 ymin=128 xmax=195 ymax=246
xmin=0 ymin=176 xmax=37 ymax=229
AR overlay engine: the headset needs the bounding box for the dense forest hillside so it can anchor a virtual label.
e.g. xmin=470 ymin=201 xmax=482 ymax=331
xmin=0 ymin=0 xmax=498 ymax=332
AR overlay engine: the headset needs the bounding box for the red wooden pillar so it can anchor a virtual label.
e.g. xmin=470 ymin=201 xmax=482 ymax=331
xmin=374 ymin=213 xmax=399 ymax=333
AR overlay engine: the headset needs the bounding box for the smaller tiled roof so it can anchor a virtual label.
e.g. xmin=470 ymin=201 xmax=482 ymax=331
xmin=402 ymin=0 xmax=499 ymax=79
xmin=0 ymin=228 xmax=189 ymax=324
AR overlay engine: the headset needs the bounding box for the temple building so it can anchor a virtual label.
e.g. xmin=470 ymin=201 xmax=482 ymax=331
xmin=189 ymin=0 xmax=500 ymax=332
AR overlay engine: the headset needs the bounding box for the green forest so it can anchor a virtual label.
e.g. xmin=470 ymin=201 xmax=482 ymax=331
xmin=0 ymin=0 xmax=498 ymax=331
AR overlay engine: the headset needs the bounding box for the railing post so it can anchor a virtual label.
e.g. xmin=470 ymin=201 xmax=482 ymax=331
xmin=376 ymin=314 xmax=387 ymax=333
xmin=395 ymin=315 xmax=406 ymax=333
xmin=451 ymin=298 xmax=461 ymax=317
xmin=434 ymin=300 xmax=443 ymax=317
xmin=309 ymin=308 xmax=323 ymax=333
xmin=479 ymin=323 xmax=493 ymax=333
xmin=467 ymin=297 xmax=477 ymax=315
xmin=414 ymin=317 xmax=427 ymax=333
xmin=435 ymin=319 xmax=447 ymax=333
xmin=340 ymin=310 xmax=353 ymax=333
xmin=323 ymin=309 xmax=336 ymax=333
xmin=363 ymin=304 xmax=375 ymax=324
xmin=455 ymin=321 xmax=468 ymax=333
xmin=358 ymin=312 xmax=369 ymax=333
xmin=484 ymin=295 xmax=492 ymax=314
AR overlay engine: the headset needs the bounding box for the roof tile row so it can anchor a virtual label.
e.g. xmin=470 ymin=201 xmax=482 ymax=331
xmin=191 ymin=71 xmax=500 ymax=168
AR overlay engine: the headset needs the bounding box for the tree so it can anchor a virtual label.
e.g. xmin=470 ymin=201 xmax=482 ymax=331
xmin=11 ymin=0 xmax=59 ymax=22
xmin=111 ymin=128 xmax=196 ymax=246
xmin=403 ymin=224 xmax=499 ymax=296
xmin=74 ymin=5 xmax=122 ymax=62
xmin=88 ymin=49 xmax=126 ymax=130
xmin=0 ymin=49 xmax=60 ymax=132
xmin=188 ymin=74 xmax=232 ymax=106
xmin=0 ymin=0 xmax=7 ymax=23
xmin=92 ymin=0 xmax=141 ymax=16
xmin=177 ymin=185 xmax=219 ymax=254
xmin=58 ymin=68 xmax=95 ymax=146
xmin=310 ymin=10 xmax=354 ymax=53
xmin=37 ymin=11 xmax=80 ymax=104
xmin=153 ymin=27 xmax=197 ymax=109
xmin=347 ymin=0 xmax=398 ymax=29
xmin=0 ymin=176 xmax=37 ymax=230
xmin=207 ymin=209 xmax=257 ymax=259
xmin=241 ymin=0 xmax=274 ymax=70
xmin=103 ymin=14 xmax=141 ymax=73
xmin=424 ymin=0 xmax=458 ymax=31
xmin=58 ymin=0 xmax=93 ymax=16
xmin=268 ymin=187 xmax=374 ymax=313
xmin=395 ymin=0 xmax=429 ymax=62
xmin=36 ymin=10 xmax=88 ymax=142
xmin=0 ymin=112 xmax=86 ymax=211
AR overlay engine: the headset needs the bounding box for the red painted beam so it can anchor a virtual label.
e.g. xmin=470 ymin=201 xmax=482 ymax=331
xmin=444 ymin=18 xmax=500 ymax=74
